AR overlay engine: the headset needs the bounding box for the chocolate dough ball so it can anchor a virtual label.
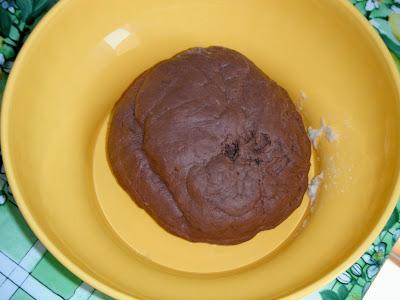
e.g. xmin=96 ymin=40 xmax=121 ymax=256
xmin=107 ymin=47 xmax=311 ymax=245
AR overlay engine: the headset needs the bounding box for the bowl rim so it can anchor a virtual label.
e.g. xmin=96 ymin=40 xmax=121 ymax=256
xmin=2 ymin=0 xmax=400 ymax=299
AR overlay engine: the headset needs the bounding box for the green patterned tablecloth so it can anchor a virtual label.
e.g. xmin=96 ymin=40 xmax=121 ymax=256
xmin=0 ymin=1 xmax=399 ymax=299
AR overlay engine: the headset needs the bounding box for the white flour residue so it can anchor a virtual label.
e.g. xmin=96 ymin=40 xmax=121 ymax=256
xmin=307 ymin=126 xmax=324 ymax=148
xmin=296 ymin=90 xmax=308 ymax=111
xmin=307 ymin=118 xmax=338 ymax=148
xmin=343 ymin=118 xmax=353 ymax=129
xmin=324 ymin=125 xmax=337 ymax=142
xmin=307 ymin=172 xmax=324 ymax=207
xmin=299 ymin=90 xmax=307 ymax=100
xmin=301 ymin=218 xmax=309 ymax=229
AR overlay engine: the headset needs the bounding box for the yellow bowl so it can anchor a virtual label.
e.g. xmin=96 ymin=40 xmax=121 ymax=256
xmin=2 ymin=0 xmax=400 ymax=299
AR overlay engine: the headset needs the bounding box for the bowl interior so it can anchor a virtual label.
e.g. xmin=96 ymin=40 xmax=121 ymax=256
xmin=3 ymin=0 xmax=400 ymax=299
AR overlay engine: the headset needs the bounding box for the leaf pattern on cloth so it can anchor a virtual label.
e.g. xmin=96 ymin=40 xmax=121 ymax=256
xmin=0 ymin=0 xmax=56 ymax=98
xmin=314 ymin=205 xmax=400 ymax=300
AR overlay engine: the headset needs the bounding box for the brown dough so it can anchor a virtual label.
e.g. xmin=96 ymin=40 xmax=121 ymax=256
xmin=107 ymin=47 xmax=311 ymax=245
